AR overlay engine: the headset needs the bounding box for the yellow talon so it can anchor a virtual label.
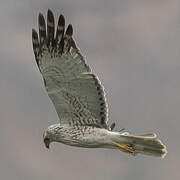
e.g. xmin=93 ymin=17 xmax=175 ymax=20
xmin=113 ymin=141 xmax=135 ymax=154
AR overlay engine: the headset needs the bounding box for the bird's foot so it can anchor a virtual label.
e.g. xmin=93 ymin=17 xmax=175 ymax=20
xmin=113 ymin=141 xmax=135 ymax=155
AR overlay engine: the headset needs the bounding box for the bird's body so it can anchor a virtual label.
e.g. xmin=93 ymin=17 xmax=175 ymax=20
xmin=45 ymin=123 xmax=166 ymax=157
xmin=45 ymin=124 xmax=115 ymax=148
xmin=32 ymin=9 xmax=167 ymax=158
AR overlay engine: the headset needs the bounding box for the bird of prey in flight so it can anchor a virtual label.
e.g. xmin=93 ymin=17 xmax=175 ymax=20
xmin=32 ymin=9 xmax=167 ymax=157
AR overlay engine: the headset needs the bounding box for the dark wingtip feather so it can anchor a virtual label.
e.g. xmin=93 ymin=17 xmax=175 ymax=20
xmin=48 ymin=9 xmax=53 ymax=15
xmin=38 ymin=12 xmax=46 ymax=44
xmin=47 ymin=9 xmax=55 ymax=44
xmin=56 ymin=14 xmax=65 ymax=46
xmin=32 ymin=29 xmax=39 ymax=52
xmin=38 ymin=12 xmax=45 ymax=26
xmin=47 ymin=9 xmax=54 ymax=24
xmin=66 ymin=24 xmax=73 ymax=36
xmin=58 ymin=14 xmax=65 ymax=26
xmin=32 ymin=28 xmax=40 ymax=67
xmin=32 ymin=28 xmax=38 ymax=38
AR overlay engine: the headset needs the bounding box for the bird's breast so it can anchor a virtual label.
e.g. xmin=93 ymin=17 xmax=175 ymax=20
xmin=53 ymin=125 xmax=112 ymax=148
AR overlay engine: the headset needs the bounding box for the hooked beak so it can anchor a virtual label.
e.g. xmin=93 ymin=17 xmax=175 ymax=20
xmin=44 ymin=138 xmax=50 ymax=149
xmin=45 ymin=143 xmax=49 ymax=149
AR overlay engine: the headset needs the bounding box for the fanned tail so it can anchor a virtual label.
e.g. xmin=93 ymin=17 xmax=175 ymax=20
xmin=114 ymin=133 xmax=167 ymax=158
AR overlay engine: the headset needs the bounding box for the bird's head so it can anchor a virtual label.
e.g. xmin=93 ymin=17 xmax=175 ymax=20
xmin=43 ymin=130 xmax=51 ymax=149
xmin=43 ymin=124 xmax=61 ymax=149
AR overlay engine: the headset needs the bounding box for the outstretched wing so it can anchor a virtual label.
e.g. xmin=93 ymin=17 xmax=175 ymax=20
xmin=32 ymin=9 xmax=109 ymax=129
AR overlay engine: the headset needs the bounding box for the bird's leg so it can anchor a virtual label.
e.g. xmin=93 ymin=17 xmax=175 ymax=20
xmin=112 ymin=141 xmax=135 ymax=155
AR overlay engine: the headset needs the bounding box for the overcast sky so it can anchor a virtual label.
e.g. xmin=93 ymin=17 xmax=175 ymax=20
xmin=0 ymin=0 xmax=180 ymax=180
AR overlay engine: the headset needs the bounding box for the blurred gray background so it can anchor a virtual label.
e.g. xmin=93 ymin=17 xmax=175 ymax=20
xmin=0 ymin=0 xmax=180 ymax=180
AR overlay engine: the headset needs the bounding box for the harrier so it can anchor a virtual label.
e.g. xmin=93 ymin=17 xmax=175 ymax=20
xmin=32 ymin=9 xmax=167 ymax=157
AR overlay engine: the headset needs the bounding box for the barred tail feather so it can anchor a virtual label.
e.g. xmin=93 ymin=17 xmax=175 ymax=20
xmin=117 ymin=133 xmax=167 ymax=158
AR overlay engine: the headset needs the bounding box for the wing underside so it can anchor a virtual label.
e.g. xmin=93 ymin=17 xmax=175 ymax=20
xmin=32 ymin=9 xmax=109 ymax=129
